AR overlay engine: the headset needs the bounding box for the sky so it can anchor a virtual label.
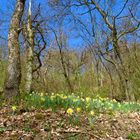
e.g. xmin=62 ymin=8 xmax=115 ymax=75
xmin=0 ymin=0 xmax=85 ymax=49
xmin=0 ymin=0 xmax=46 ymax=42
xmin=0 ymin=0 xmax=140 ymax=49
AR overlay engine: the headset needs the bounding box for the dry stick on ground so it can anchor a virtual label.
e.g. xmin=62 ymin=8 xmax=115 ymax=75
xmin=58 ymin=129 xmax=102 ymax=140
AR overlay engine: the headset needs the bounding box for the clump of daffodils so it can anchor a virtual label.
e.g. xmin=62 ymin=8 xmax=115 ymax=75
xmin=67 ymin=108 xmax=74 ymax=115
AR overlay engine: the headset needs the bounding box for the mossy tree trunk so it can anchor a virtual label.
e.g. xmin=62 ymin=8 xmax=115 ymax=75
xmin=25 ymin=0 xmax=34 ymax=93
xmin=4 ymin=0 xmax=26 ymax=98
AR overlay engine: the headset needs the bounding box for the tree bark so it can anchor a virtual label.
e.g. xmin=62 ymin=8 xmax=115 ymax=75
xmin=4 ymin=0 xmax=26 ymax=98
xmin=25 ymin=0 xmax=34 ymax=93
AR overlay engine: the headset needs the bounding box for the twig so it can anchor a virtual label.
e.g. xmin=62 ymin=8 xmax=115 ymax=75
xmin=58 ymin=129 xmax=102 ymax=139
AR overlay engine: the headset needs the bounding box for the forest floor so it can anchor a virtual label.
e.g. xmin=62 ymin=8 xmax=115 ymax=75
xmin=0 ymin=106 xmax=140 ymax=140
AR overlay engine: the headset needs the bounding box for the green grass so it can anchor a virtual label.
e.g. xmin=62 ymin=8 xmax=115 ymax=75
xmin=127 ymin=133 xmax=140 ymax=139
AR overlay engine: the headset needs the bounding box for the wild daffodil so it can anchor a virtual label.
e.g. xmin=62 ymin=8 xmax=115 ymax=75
xmin=12 ymin=105 xmax=17 ymax=111
xmin=41 ymin=97 xmax=45 ymax=102
xmin=86 ymin=97 xmax=91 ymax=102
xmin=112 ymin=99 xmax=117 ymax=103
xmin=76 ymin=107 xmax=81 ymax=113
xmin=62 ymin=95 xmax=67 ymax=99
xmin=40 ymin=92 xmax=44 ymax=97
xmin=50 ymin=95 xmax=55 ymax=100
xmin=67 ymin=108 xmax=74 ymax=115
xmin=90 ymin=110 xmax=95 ymax=116
xmin=51 ymin=92 xmax=54 ymax=96
xmin=73 ymin=98 xmax=78 ymax=102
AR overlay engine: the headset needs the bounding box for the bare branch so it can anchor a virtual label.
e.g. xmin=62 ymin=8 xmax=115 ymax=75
xmin=118 ymin=23 xmax=140 ymax=39
xmin=91 ymin=0 xmax=113 ymax=30
xmin=115 ymin=0 xmax=129 ymax=18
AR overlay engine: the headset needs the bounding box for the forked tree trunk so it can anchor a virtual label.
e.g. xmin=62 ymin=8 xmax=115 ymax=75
xmin=4 ymin=0 xmax=26 ymax=98
xmin=25 ymin=0 xmax=34 ymax=93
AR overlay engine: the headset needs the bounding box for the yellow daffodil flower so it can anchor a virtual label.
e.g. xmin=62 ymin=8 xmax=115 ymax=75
xmin=12 ymin=105 xmax=17 ymax=111
xmin=73 ymin=99 xmax=78 ymax=102
xmin=50 ymin=95 xmax=55 ymax=100
xmin=90 ymin=110 xmax=95 ymax=116
xmin=41 ymin=97 xmax=45 ymax=102
xmin=99 ymin=97 xmax=103 ymax=101
xmin=40 ymin=92 xmax=44 ymax=97
xmin=67 ymin=108 xmax=74 ymax=115
xmin=118 ymin=103 xmax=121 ymax=108
xmin=62 ymin=95 xmax=67 ymax=99
xmin=86 ymin=97 xmax=91 ymax=102
xmin=76 ymin=107 xmax=81 ymax=113
xmin=112 ymin=99 xmax=117 ymax=102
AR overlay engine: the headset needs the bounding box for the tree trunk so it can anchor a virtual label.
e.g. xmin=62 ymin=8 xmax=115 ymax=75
xmin=4 ymin=0 xmax=26 ymax=98
xmin=25 ymin=0 xmax=34 ymax=93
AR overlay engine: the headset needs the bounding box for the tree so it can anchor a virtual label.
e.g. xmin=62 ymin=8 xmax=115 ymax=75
xmin=4 ymin=0 xmax=26 ymax=98
xmin=24 ymin=0 xmax=34 ymax=93
xmin=89 ymin=0 xmax=139 ymax=101
xmin=71 ymin=0 xmax=140 ymax=101
xmin=21 ymin=2 xmax=48 ymax=92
